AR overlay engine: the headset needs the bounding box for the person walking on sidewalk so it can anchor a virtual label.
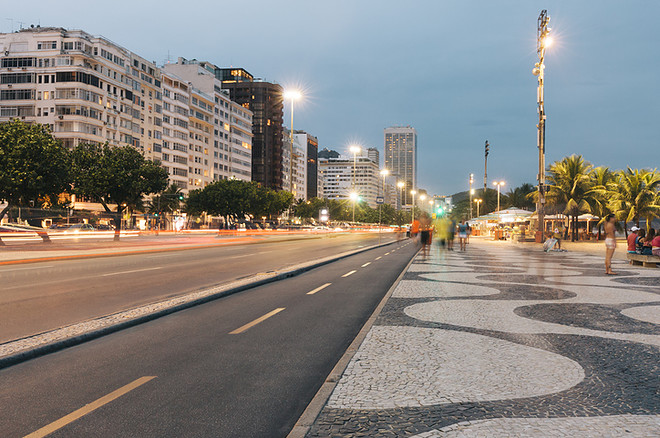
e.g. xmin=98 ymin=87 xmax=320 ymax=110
xmin=458 ymin=220 xmax=468 ymax=251
xmin=604 ymin=214 xmax=617 ymax=275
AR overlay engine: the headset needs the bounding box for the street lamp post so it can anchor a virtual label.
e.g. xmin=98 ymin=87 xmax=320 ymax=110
xmin=397 ymin=181 xmax=405 ymax=210
xmin=484 ymin=140 xmax=489 ymax=196
xmin=474 ymin=198 xmax=482 ymax=218
xmin=284 ymin=90 xmax=302 ymax=195
xmin=493 ymin=180 xmax=505 ymax=223
xmin=469 ymin=173 xmax=474 ymax=219
xmin=410 ymin=190 xmax=417 ymax=224
xmin=350 ymin=145 xmax=361 ymax=224
xmin=379 ymin=169 xmax=389 ymax=242
xmin=533 ymin=10 xmax=551 ymax=241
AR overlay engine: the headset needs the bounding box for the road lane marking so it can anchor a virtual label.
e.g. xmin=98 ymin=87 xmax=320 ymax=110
xmin=227 ymin=253 xmax=255 ymax=259
xmin=229 ymin=308 xmax=285 ymax=334
xmin=307 ymin=283 xmax=332 ymax=295
xmin=342 ymin=270 xmax=357 ymax=277
xmin=375 ymin=256 xmax=382 ymax=260
xmin=24 ymin=376 xmax=156 ymax=438
xmin=101 ymin=267 xmax=162 ymax=277
xmin=361 ymin=262 xmax=371 ymax=267
xmin=0 ymin=265 xmax=53 ymax=273
xmin=384 ymin=252 xmax=390 ymax=255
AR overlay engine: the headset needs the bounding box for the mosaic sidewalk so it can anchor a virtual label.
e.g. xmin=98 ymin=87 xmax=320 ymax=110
xmin=307 ymin=240 xmax=660 ymax=437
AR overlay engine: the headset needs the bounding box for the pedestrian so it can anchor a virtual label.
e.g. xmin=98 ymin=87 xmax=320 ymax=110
xmin=458 ymin=219 xmax=468 ymax=251
xmin=604 ymin=214 xmax=617 ymax=275
xmin=627 ymin=226 xmax=640 ymax=254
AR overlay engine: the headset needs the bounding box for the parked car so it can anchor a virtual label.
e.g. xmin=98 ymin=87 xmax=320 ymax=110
xmin=61 ymin=223 xmax=95 ymax=233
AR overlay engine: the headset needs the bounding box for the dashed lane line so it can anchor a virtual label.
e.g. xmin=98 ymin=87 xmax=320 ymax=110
xmin=307 ymin=283 xmax=332 ymax=295
xmin=101 ymin=267 xmax=162 ymax=277
xmin=375 ymin=256 xmax=382 ymax=260
xmin=229 ymin=308 xmax=286 ymax=334
xmin=0 ymin=265 xmax=54 ymax=273
xmin=361 ymin=262 xmax=371 ymax=267
xmin=384 ymin=252 xmax=391 ymax=255
xmin=341 ymin=270 xmax=357 ymax=278
xmin=24 ymin=376 xmax=157 ymax=438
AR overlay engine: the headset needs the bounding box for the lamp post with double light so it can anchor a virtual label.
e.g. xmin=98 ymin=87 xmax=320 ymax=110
xmin=410 ymin=190 xmax=417 ymax=224
xmin=493 ymin=181 xmax=505 ymax=224
xmin=349 ymin=145 xmax=361 ymax=224
xmin=474 ymin=198 xmax=483 ymax=218
xmin=469 ymin=173 xmax=474 ymax=219
xmin=533 ymin=10 xmax=551 ymax=240
xmin=284 ymin=90 xmax=302 ymax=196
xmin=379 ymin=169 xmax=389 ymax=238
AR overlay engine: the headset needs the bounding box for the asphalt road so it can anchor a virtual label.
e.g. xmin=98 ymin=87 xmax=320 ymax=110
xmin=0 ymin=232 xmax=399 ymax=343
xmin=0 ymin=239 xmax=418 ymax=437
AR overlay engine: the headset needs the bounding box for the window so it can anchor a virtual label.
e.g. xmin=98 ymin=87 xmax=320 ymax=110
xmin=1 ymin=73 xmax=35 ymax=84
xmin=1 ymin=57 xmax=35 ymax=68
xmin=37 ymin=41 xmax=57 ymax=50
xmin=0 ymin=89 xmax=35 ymax=100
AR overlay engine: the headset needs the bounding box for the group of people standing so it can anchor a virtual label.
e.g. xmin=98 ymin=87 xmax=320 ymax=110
xmin=410 ymin=214 xmax=471 ymax=252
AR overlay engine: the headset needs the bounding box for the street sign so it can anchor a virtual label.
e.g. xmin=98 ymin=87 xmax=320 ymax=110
xmin=376 ymin=197 xmax=384 ymax=204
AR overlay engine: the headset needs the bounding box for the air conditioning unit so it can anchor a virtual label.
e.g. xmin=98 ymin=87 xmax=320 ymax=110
xmin=58 ymin=115 xmax=63 ymax=120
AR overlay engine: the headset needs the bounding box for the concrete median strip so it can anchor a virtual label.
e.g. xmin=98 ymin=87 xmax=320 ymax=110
xmin=0 ymin=239 xmax=401 ymax=369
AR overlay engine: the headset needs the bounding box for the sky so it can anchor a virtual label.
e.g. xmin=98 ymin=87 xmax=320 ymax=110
xmin=3 ymin=1 xmax=659 ymax=195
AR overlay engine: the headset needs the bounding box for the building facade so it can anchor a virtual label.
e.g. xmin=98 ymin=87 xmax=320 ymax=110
xmin=384 ymin=125 xmax=417 ymax=206
xmin=319 ymin=157 xmax=380 ymax=208
xmin=0 ymin=27 xmax=163 ymax=161
xmin=293 ymin=131 xmax=318 ymax=200
xmin=367 ymin=147 xmax=380 ymax=166
xmin=219 ymin=68 xmax=284 ymax=190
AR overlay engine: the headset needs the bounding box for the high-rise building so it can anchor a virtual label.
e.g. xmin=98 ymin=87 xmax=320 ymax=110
xmin=218 ymin=68 xmax=284 ymax=190
xmin=319 ymin=157 xmax=380 ymax=208
xmin=367 ymin=147 xmax=380 ymax=166
xmin=0 ymin=27 xmax=163 ymax=161
xmin=384 ymin=125 xmax=417 ymax=206
xmin=294 ymin=131 xmax=318 ymax=200
xmin=162 ymin=59 xmax=253 ymax=188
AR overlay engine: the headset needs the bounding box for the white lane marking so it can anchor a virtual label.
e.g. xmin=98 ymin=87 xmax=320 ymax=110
xmin=228 ymin=253 xmax=255 ymax=259
xmin=101 ymin=267 xmax=162 ymax=277
xmin=385 ymin=252 xmax=391 ymax=255
xmin=362 ymin=262 xmax=371 ymax=267
xmin=0 ymin=265 xmax=53 ymax=273
xmin=307 ymin=283 xmax=332 ymax=295
xmin=229 ymin=308 xmax=286 ymax=334
xmin=375 ymin=256 xmax=382 ymax=260
xmin=357 ymin=245 xmax=365 ymax=248
xmin=342 ymin=270 xmax=357 ymax=278
xmin=145 ymin=254 xmax=176 ymax=259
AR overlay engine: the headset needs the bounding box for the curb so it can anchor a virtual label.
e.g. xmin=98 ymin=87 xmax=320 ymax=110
xmin=286 ymin=244 xmax=420 ymax=438
xmin=0 ymin=238 xmax=402 ymax=370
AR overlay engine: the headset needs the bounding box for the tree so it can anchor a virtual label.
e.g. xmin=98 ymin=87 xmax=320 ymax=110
xmin=585 ymin=166 xmax=615 ymax=238
xmin=546 ymin=155 xmax=594 ymax=241
xmin=70 ymin=144 xmax=168 ymax=240
xmin=0 ymin=120 xmax=71 ymax=244
xmin=607 ymin=168 xmax=660 ymax=233
xmin=503 ymin=183 xmax=535 ymax=210
xmin=148 ymin=184 xmax=184 ymax=228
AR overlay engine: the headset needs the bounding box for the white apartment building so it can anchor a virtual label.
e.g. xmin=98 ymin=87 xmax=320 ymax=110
xmin=163 ymin=59 xmax=253 ymax=188
xmin=0 ymin=27 xmax=163 ymax=161
xmin=292 ymin=134 xmax=307 ymax=201
xmin=319 ymin=157 xmax=380 ymax=208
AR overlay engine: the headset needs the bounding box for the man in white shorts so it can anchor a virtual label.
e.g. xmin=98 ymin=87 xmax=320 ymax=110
xmin=604 ymin=214 xmax=617 ymax=275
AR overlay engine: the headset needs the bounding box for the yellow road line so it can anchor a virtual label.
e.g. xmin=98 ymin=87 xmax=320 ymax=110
xmin=229 ymin=308 xmax=285 ymax=334
xmin=361 ymin=262 xmax=371 ymax=267
xmin=24 ymin=376 xmax=156 ymax=438
xmin=307 ymin=283 xmax=332 ymax=295
xmin=341 ymin=270 xmax=357 ymax=278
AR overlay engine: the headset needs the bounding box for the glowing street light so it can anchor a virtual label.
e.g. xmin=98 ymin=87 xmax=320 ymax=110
xmin=493 ymin=180 xmax=505 ymax=223
xmin=284 ymin=90 xmax=302 ymax=196
xmin=349 ymin=145 xmax=361 ymax=223
xmin=397 ymin=181 xmax=405 ymax=210
xmin=474 ymin=198 xmax=483 ymax=218
xmin=378 ymin=169 xmax=390 ymax=241
xmin=469 ymin=173 xmax=474 ymax=219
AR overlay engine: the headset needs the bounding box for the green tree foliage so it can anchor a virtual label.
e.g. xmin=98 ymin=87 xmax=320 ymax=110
xmin=186 ymin=179 xmax=293 ymax=227
xmin=0 ymin=120 xmax=71 ymax=224
xmin=585 ymin=166 xmax=615 ymax=238
xmin=607 ymin=168 xmax=660 ymax=233
xmin=70 ymin=143 xmax=168 ymax=240
xmin=148 ymin=183 xmax=185 ymax=215
xmin=503 ymin=183 xmax=536 ymax=210
xmin=546 ymin=155 xmax=594 ymax=241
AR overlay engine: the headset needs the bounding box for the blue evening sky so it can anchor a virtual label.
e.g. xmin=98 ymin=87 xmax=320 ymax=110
xmin=3 ymin=1 xmax=658 ymax=195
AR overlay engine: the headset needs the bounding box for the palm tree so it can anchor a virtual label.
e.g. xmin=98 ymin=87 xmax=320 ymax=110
xmin=608 ymin=168 xmax=660 ymax=233
xmin=546 ymin=155 xmax=594 ymax=241
xmin=503 ymin=183 xmax=536 ymax=210
xmin=585 ymin=166 xmax=615 ymax=239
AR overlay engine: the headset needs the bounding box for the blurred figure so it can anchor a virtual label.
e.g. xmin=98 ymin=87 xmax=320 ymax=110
xmin=419 ymin=213 xmax=432 ymax=257
xmin=458 ymin=219 xmax=468 ymax=251
xmin=604 ymin=214 xmax=617 ymax=275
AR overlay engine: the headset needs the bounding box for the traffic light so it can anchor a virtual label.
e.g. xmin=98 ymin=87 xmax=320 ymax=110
xmin=178 ymin=194 xmax=184 ymax=201
xmin=485 ymin=140 xmax=489 ymax=158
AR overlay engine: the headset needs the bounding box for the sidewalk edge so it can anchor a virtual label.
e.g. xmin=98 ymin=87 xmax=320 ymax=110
xmin=286 ymin=245 xmax=420 ymax=438
xmin=0 ymin=238 xmax=401 ymax=370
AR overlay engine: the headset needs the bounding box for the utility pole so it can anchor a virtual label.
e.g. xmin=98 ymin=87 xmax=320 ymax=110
xmin=533 ymin=10 xmax=551 ymax=241
xmin=483 ymin=140 xmax=489 ymax=195
xmin=469 ymin=173 xmax=474 ymax=220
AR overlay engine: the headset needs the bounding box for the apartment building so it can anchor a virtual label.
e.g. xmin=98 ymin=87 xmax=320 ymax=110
xmin=319 ymin=157 xmax=380 ymax=208
xmin=384 ymin=125 xmax=417 ymax=206
xmin=0 ymin=27 xmax=163 ymax=162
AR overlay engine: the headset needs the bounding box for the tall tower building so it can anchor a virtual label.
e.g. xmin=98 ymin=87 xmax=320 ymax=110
xmin=366 ymin=147 xmax=380 ymax=166
xmin=218 ymin=68 xmax=284 ymax=190
xmin=384 ymin=126 xmax=417 ymax=206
